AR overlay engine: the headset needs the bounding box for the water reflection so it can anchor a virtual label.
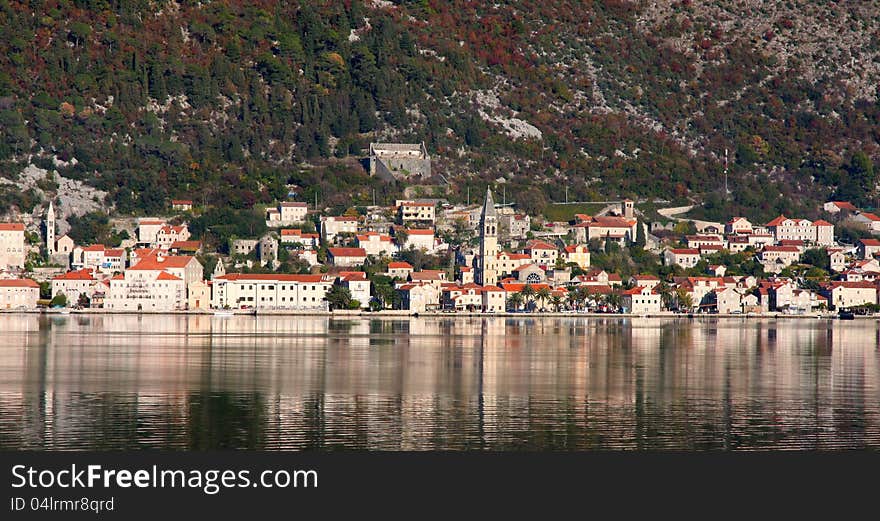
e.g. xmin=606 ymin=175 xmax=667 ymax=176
xmin=0 ymin=315 xmax=878 ymax=450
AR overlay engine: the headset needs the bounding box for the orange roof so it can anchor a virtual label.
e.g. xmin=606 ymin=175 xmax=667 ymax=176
xmin=500 ymin=283 xmax=551 ymax=293
xmin=0 ymin=278 xmax=38 ymax=288
xmin=859 ymin=212 xmax=880 ymax=222
xmin=104 ymin=249 xmax=125 ymax=257
xmin=669 ymin=248 xmax=700 ymax=255
xmin=171 ymin=199 xmax=192 ymax=205
xmin=170 ymin=241 xmax=201 ymax=250
xmin=388 ymin=261 xmax=414 ymax=269
xmin=829 ymin=201 xmax=858 ymax=211
xmin=82 ymin=244 xmax=106 ymax=252
xmin=763 ymin=245 xmax=800 ymax=252
xmin=0 ymin=223 xmax=25 ymax=231
xmin=129 ymin=255 xmax=195 ymax=270
xmin=138 ymin=219 xmax=165 ymax=225
xmin=765 ymin=215 xmax=788 ymax=226
xmin=812 ymin=219 xmax=833 ymax=226
xmin=589 ymin=216 xmax=637 ymax=227
xmin=216 ymin=274 xmax=324 ymax=282
xmin=406 ymin=229 xmax=434 ymax=235
xmin=563 ymin=244 xmax=587 ymax=253
xmin=339 ymin=271 xmax=367 ymax=281
xmin=859 ymin=239 xmax=880 ymax=246
xmin=156 ymin=272 xmax=182 ymax=281
xmin=328 ymin=247 xmax=366 ymax=257
xmin=526 ymin=240 xmax=556 ymax=250
xmin=53 ymin=269 xmax=96 ymax=281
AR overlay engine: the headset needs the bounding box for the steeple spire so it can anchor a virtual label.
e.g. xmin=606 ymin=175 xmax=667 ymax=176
xmin=481 ymin=187 xmax=497 ymax=219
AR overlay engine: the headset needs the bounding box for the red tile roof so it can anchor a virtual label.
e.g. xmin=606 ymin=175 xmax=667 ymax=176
xmin=406 ymin=229 xmax=435 ymax=235
xmin=0 ymin=278 xmax=38 ymax=288
xmin=129 ymin=255 xmax=195 ymax=270
xmin=0 ymin=223 xmax=25 ymax=231
xmin=859 ymin=239 xmax=880 ymax=246
xmin=669 ymin=248 xmax=700 ymax=255
xmin=170 ymin=241 xmax=201 ymax=250
xmin=156 ymin=272 xmax=182 ymax=281
xmin=328 ymin=247 xmax=367 ymax=257
xmin=53 ymin=269 xmax=96 ymax=281
xmin=388 ymin=261 xmax=413 ymax=269
xmin=859 ymin=212 xmax=880 ymax=222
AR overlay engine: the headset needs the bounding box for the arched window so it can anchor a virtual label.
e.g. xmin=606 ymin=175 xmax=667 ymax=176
xmin=526 ymin=273 xmax=542 ymax=284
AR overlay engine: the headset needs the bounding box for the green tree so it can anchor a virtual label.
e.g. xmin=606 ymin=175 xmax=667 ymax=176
xmin=50 ymin=292 xmax=68 ymax=307
xmin=325 ymin=285 xmax=352 ymax=310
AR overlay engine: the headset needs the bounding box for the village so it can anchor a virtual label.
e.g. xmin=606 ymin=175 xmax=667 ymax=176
xmin=2 ymin=145 xmax=880 ymax=317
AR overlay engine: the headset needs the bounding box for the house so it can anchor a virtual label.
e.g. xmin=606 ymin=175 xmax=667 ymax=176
xmin=820 ymin=281 xmax=878 ymax=310
xmin=0 ymin=223 xmax=26 ymax=269
xmin=320 ymin=216 xmax=359 ymax=243
xmin=52 ymin=269 xmax=98 ymax=304
xmin=327 ymin=247 xmax=367 ymax=267
xmin=210 ymin=273 xmax=331 ymax=310
xmin=400 ymin=228 xmax=435 ymax=252
xmin=0 ymin=278 xmax=39 ymax=309
xmin=676 ymin=277 xmax=726 ymax=307
xmin=156 ymin=225 xmax=191 ymax=249
xmin=458 ymin=266 xmax=474 ymax=284
xmin=442 ymin=283 xmax=484 ymax=311
xmin=828 ymin=248 xmax=846 ymax=272
xmin=280 ymin=229 xmax=320 ymax=248
xmin=620 ymin=285 xmax=662 ymax=314
xmin=387 ymin=261 xmax=414 ymax=279
xmin=576 ymin=269 xmax=623 ymax=287
xmin=766 ymin=215 xmax=834 ymax=245
xmin=290 ymin=249 xmax=319 ymax=267
xmin=562 ymin=244 xmax=590 ymax=269
xmin=266 ymin=202 xmax=308 ymax=226
xmin=397 ymin=201 xmax=436 ymax=224
xmin=630 ymin=275 xmax=660 ymax=288
xmin=760 ymin=245 xmax=801 ymax=273
xmin=686 ymin=235 xmax=725 ymax=249
xmin=823 ymin=201 xmax=859 ymax=214
xmin=575 ymin=216 xmax=638 ymax=244
xmin=725 ymin=217 xmax=753 ymax=235
xmin=137 ymin=219 xmax=166 ymax=245
xmin=496 ymin=252 xmax=532 ymax=276
xmin=849 ymin=212 xmax=880 ymax=234
xmin=126 ymin=254 xmax=204 ymax=287
xmin=699 ymin=244 xmax=724 ymax=256
xmin=356 ymin=232 xmax=395 ymax=257
xmin=338 ymin=271 xmax=371 ymax=309
xmin=396 ymin=282 xmax=440 ymax=312
xmin=525 ymin=240 xmax=558 ymax=266
xmin=664 ymin=248 xmax=701 ymax=268
xmin=857 ymin=238 xmax=880 ymax=260
xmin=55 ymin=234 xmax=75 ymax=256
xmin=409 ymin=269 xmax=447 ymax=287
xmin=171 ymin=199 xmax=193 ymax=211
xmin=481 ymin=285 xmax=506 ymax=312
xmin=707 ymin=264 xmax=727 ymax=277
xmin=711 ymin=287 xmax=744 ymax=314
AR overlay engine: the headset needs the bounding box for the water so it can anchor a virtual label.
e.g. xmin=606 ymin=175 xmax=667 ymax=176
xmin=0 ymin=314 xmax=878 ymax=450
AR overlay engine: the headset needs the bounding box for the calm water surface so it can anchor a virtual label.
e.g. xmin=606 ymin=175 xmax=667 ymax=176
xmin=0 ymin=314 xmax=878 ymax=450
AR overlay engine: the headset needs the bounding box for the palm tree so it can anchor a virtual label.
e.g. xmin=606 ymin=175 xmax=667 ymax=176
xmin=508 ymin=292 xmax=523 ymax=311
xmin=606 ymin=292 xmax=622 ymax=311
xmin=550 ymin=295 xmax=563 ymax=312
xmin=536 ymin=286 xmax=552 ymax=311
xmin=566 ymin=290 xmax=579 ymax=311
xmin=521 ymin=284 xmax=536 ymax=311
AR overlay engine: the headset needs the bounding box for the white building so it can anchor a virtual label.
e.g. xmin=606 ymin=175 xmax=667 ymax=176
xmin=210 ymin=273 xmax=331 ymax=310
xmin=266 ymin=202 xmax=308 ymax=226
xmin=105 ymin=270 xmax=186 ymax=311
xmin=356 ymin=232 xmax=396 ymax=257
xmin=338 ymin=271 xmax=371 ymax=309
xmin=397 ymin=201 xmax=436 ymax=224
xmin=280 ymin=229 xmax=320 ymax=248
xmin=620 ymin=285 xmax=662 ymax=314
xmin=0 ymin=223 xmax=26 ymax=269
xmin=401 ymin=229 xmax=435 ymax=252
xmin=156 ymin=225 xmax=191 ymax=249
xmin=664 ymin=248 xmax=701 ymax=268
xmin=328 ymin=247 xmax=367 ymax=267
xmin=137 ymin=218 xmax=167 ymax=245
xmin=321 ymin=216 xmax=359 ymax=243
xmin=51 ymin=269 xmax=98 ymax=302
xmin=0 ymin=279 xmax=39 ymax=309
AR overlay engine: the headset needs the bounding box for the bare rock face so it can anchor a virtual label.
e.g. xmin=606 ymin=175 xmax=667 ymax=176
xmin=0 ymin=163 xmax=109 ymax=235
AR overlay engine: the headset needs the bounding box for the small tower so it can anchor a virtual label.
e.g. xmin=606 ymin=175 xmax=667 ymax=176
xmin=45 ymin=201 xmax=56 ymax=255
xmin=622 ymin=199 xmax=634 ymax=220
xmin=478 ymin=187 xmax=499 ymax=286
xmin=212 ymin=258 xmax=226 ymax=279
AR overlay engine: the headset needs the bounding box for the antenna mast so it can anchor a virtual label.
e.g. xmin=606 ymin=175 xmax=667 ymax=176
xmin=724 ymin=148 xmax=730 ymax=196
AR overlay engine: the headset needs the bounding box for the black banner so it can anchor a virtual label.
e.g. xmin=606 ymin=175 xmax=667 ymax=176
xmin=2 ymin=451 xmax=877 ymax=518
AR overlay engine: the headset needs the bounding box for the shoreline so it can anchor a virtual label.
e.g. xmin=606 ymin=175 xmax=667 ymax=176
xmin=2 ymin=309 xmax=878 ymax=320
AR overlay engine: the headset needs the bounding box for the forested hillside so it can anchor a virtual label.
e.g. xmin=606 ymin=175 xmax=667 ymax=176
xmin=1 ymin=0 xmax=879 ymax=222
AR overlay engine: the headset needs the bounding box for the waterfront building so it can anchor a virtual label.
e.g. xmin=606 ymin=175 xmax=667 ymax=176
xmin=0 ymin=223 xmax=25 ymax=270
xmin=210 ymin=273 xmax=331 ymax=310
xmin=0 ymin=278 xmax=39 ymax=309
